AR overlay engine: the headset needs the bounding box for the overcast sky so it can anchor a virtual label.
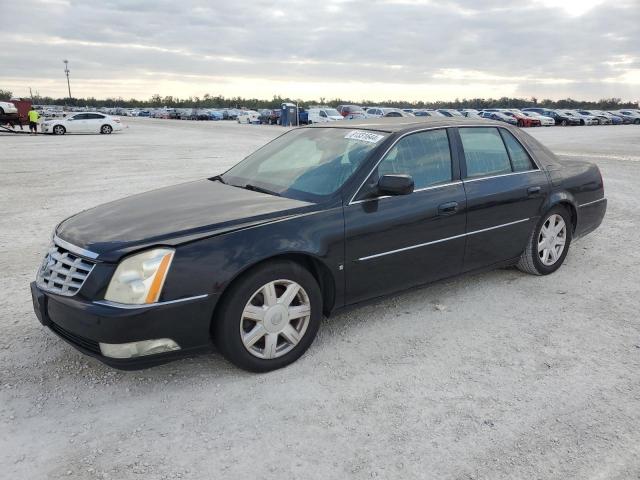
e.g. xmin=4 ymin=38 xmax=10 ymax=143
xmin=2 ymin=0 xmax=639 ymax=102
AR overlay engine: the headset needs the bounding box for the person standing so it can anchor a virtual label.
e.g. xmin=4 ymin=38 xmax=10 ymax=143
xmin=28 ymin=106 xmax=39 ymax=134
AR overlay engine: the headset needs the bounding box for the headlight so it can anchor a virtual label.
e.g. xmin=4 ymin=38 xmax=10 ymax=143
xmin=104 ymin=248 xmax=174 ymax=304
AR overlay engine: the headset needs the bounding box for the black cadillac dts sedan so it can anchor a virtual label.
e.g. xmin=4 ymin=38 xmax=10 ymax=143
xmin=31 ymin=117 xmax=607 ymax=372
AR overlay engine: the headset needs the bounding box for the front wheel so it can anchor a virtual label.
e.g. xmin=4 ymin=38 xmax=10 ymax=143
xmin=101 ymin=124 xmax=112 ymax=134
xmin=561 ymin=120 xmax=567 ymax=126
xmin=517 ymin=206 xmax=572 ymax=275
xmin=53 ymin=125 xmax=66 ymax=135
xmin=634 ymin=119 xmax=640 ymax=125
xmin=213 ymin=260 xmax=322 ymax=372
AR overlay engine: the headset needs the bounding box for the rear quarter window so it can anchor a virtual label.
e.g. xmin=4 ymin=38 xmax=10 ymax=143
xmin=500 ymin=129 xmax=536 ymax=172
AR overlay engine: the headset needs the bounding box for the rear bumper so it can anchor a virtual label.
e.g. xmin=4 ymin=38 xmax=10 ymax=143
xmin=575 ymin=197 xmax=607 ymax=239
xmin=31 ymin=282 xmax=216 ymax=369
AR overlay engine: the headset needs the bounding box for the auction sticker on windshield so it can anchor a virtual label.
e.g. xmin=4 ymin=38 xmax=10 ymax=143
xmin=344 ymin=130 xmax=385 ymax=144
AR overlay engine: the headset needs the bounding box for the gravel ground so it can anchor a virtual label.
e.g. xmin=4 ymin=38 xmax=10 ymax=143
xmin=1 ymin=119 xmax=639 ymax=479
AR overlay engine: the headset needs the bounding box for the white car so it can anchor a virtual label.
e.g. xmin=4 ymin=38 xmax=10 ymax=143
xmin=568 ymin=110 xmax=598 ymax=126
xmin=307 ymin=107 xmax=343 ymax=123
xmin=237 ymin=111 xmax=260 ymax=124
xmin=0 ymin=101 xmax=18 ymax=115
xmin=521 ymin=111 xmax=555 ymax=126
xmin=41 ymin=112 xmax=123 ymax=135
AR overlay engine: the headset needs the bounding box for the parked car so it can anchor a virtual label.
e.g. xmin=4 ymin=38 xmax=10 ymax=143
xmin=366 ymin=107 xmax=411 ymax=117
xmin=336 ymin=105 xmax=366 ymax=118
xmin=614 ymin=110 xmax=640 ymax=124
xmin=500 ymin=110 xmax=541 ymax=127
xmin=307 ymin=107 xmax=343 ymax=123
xmin=237 ymin=110 xmax=260 ymax=124
xmin=479 ymin=111 xmax=518 ymax=125
xmin=522 ymin=108 xmax=580 ymax=126
xmin=30 ymin=117 xmax=606 ymax=372
xmin=383 ymin=109 xmax=414 ymax=117
xmin=436 ymin=109 xmax=465 ymax=118
xmin=521 ymin=111 xmax=555 ymax=126
xmin=567 ymin=110 xmax=597 ymax=126
xmin=414 ymin=109 xmax=446 ymax=117
xmin=577 ymin=110 xmax=612 ymax=125
xmin=588 ymin=111 xmax=622 ymax=125
xmin=555 ymin=110 xmax=591 ymax=126
xmin=41 ymin=112 xmax=123 ymax=135
xmin=0 ymin=101 xmax=18 ymax=115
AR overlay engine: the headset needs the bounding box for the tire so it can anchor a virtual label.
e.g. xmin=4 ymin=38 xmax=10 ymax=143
xmin=53 ymin=125 xmax=66 ymax=135
xmin=213 ymin=260 xmax=322 ymax=372
xmin=517 ymin=206 xmax=572 ymax=275
xmin=517 ymin=120 xmax=524 ymax=127
xmin=0 ymin=107 xmax=4 ymax=115
xmin=101 ymin=124 xmax=112 ymax=134
xmin=634 ymin=119 xmax=640 ymax=125
xmin=561 ymin=120 xmax=567 ymax=126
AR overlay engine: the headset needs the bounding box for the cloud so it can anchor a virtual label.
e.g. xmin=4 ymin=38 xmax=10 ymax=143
xmin=1 ymin=0 xmax=638 ymax=101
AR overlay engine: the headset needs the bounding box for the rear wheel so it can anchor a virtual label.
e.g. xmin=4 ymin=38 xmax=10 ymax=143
xmin=517 ymin=206 xmax=572 ymax=275
xmin=213 ymin=260 xmax=322 ymax=372
xmin=53 ymin=125 xmax=66 ymax=135
xmin=100 ymin=124 xmax=112 ymax=134
xmin=635 ymin=119 xmax=640 ymax=125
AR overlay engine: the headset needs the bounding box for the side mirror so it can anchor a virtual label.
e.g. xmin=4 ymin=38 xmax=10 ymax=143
xmin=378 ymin=174 xmax=414 ymax=196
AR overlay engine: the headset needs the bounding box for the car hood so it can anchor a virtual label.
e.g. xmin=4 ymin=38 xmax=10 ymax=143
xmin=56 ymin=179 xmax=315 ymax=261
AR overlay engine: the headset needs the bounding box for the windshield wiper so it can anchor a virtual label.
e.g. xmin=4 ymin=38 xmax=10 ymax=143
xmin=209 ymin=175 xmax=226 ymax=184
xmin=243 ymin=183 xmax=280 ymax=196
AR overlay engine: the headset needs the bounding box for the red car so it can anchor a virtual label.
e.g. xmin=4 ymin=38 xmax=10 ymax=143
xmin=502 ymin=110 xmax=541 ymax=127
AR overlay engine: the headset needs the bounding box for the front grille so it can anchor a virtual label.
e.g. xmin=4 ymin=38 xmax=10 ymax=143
xmin=36 ymin=241 xmax=95 ymax=296
xmin=49 ymin=321 xmax=101 ymax=354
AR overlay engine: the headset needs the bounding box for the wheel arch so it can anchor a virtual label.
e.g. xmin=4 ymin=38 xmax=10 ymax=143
xmin=211 ymin=252 xmax=337 ymax=323
xmin=546 ymin=192 xmax=578 ymax=233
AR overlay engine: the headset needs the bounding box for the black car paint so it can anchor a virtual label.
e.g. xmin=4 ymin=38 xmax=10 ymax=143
xmin=31 ymin=117 xmax=607 ymax=369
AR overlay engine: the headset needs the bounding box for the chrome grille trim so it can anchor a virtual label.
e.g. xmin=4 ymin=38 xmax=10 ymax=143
xmin=36 ymin=240 xmax=96 ymax=296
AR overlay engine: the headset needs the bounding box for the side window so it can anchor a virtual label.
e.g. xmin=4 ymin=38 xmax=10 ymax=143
xmin=459 ymin=127 xmax=512 ymax=178
xmin=376 ymin=129 xmax=453 ymax=190
xmin=500 ymin=129 xmax=536 ymax=172
xmin=320 ymin=111 xmax=327 ymax=118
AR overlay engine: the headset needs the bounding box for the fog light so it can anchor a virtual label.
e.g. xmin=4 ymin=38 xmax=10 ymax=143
xmin=99 ymin=339 xmax=180 ymax=359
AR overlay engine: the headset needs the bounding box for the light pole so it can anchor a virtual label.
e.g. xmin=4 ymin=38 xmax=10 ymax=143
xmin=63 ymin=59 xmax=72 ymax=99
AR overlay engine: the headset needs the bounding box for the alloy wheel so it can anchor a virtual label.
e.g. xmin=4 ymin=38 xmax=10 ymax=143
xmin=240 ymin=279 xmax=311 ymax=359
xmin=538 ymin=214 xmax=567 ymax=266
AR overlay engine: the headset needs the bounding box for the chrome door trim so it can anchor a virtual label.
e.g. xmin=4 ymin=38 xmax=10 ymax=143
xmin=463 ymin=169 xmax=542 ymax=183
xmin=93 ymin=294 xmax=209 ymax=310
xmin=54 ymin=235 xmax=100 ymax=260
xmin=358 ymin=218 xmax=530 ymax=261
xmin=578 ymin=197 xmax=606 ymax=208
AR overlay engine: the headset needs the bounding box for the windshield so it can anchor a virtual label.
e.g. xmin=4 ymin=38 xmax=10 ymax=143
xmin=221 ymin=127 xmax=388 ymax=202
xmin=324 ymin=109 xmax=341 ymax=116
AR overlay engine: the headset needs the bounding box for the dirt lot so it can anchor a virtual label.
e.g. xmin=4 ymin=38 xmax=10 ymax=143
xmin=1 ymin=119 xmax=639 ymax=479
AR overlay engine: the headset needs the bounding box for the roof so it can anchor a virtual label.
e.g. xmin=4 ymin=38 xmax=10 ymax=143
xmin=308 ymin=116 xmax=500 ymax=133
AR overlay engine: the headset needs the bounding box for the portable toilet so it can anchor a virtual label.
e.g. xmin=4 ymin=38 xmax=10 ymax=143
xmin=280 ymin=103 xmax=298 ymax=126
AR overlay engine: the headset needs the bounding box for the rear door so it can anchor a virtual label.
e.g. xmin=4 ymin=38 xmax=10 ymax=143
xmin=344 ymin=128 xmax=467 ymax=304
xmin=87 ymin=113 xmax=106 ymax=132
xmin=455 ymin=126 xmax=549 ymax=272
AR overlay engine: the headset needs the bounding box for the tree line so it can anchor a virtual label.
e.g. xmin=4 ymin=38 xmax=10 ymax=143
xmin=0 ymin=89 xmax=636 ymax=110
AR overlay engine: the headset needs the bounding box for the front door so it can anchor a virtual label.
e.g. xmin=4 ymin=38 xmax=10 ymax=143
xmin=344 ymin=128 xmax=467 ymax=304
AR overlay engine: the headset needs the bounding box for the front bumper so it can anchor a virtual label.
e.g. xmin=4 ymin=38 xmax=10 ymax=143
xmin=31 ymin=282 xmax=216 ymax=369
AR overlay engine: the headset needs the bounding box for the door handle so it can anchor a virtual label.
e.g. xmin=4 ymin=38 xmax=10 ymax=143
xmin=527 ymin=186 xmax=541 ymax=196
xmin=438 ymin=201 xmax=458 ymax=216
